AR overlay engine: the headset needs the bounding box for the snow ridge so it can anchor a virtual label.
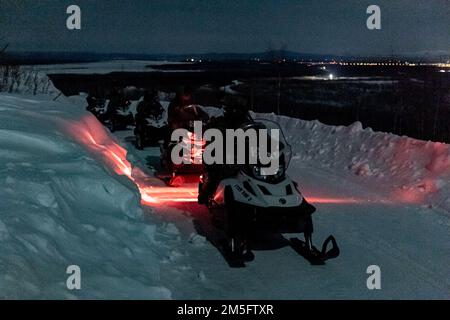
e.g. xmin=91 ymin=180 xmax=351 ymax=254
xmin=258 ymin=112 xmax=450 ymax=213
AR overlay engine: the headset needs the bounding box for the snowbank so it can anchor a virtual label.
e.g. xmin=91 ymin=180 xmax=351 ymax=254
xmin=257 ymin=113 xmax=450 ymax=213
xmin=0 ymin=94 xmax=173 ymax=299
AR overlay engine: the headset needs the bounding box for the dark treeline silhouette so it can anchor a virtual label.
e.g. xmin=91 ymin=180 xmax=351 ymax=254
xmin=238 ymin=72 xmax=450 ymax=143
xmin=49 ymin=63 xmax=450 ymax=144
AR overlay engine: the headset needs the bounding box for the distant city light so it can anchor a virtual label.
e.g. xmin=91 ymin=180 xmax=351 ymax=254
xmin=328 ymin=73 xmax=334 ymax=80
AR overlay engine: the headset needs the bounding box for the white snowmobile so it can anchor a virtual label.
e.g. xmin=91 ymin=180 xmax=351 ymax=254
xmin=86 ymin=96 xmax=107 ymax=120
xmin=198 ymin=119 xmax=340 ymax=267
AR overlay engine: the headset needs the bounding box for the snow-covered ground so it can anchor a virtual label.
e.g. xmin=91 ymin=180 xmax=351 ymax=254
xmin=0 ymin=93 xmax=173 ymax=299
xmin=0 ymin=75 xmax=449 ymax=299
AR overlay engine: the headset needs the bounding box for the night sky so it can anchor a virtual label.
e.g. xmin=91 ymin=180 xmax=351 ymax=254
xmin=1 ymin=0 xmax=449 ymax=56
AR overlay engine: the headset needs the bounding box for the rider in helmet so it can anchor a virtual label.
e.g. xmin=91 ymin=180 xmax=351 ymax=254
xmin=136 ymin=89 xmax=164 ymax=121
xmin=135 ymin=88 xmax=164 ymax=135
xmin=198 ymin=94 xmax=254 ymax=204
xmin=220 ymin=95 xmax=253 ymax=129
xmin=106 ymin=86 xmax=130 ymax=116
xmin=167 ymin=86 xmax=196 ymax=131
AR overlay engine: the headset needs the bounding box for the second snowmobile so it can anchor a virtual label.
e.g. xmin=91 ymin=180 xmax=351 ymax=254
xmin=105 ymin=105 xmax=135 ymax=133
xmin=135 ymin=115 xmax=167 ymax=149
xmin=102 ymin=88 xmax=135 ymax=132
xmin=158 ymin=104 xmax=209 ymax=186
xmin=86 ymin=95 xmax=107 ymax=120
xmin=134 ymin=92 xmax=168 ymax=149
xmin=197 ymin=119 xmax=340 ymax=267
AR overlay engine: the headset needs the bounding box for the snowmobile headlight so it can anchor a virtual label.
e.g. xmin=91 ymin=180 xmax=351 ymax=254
xmin=273 ymin=162 xmax=286 ymax=180
xmin=249 ymin=162 xmax=285 ymax=183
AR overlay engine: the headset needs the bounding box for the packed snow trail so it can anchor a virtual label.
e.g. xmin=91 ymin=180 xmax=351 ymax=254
xmin=115 ymin=120 xmax=450 ymax=299
xmin=0 ymin=92 xmax=449 ymax=299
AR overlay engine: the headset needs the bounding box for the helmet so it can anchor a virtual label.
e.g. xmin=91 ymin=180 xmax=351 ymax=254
xmin=183 ymin=86 xmax=194 ymax=96
xmin=220 ymin=95 xmax=251 ymax=128
xmin=144 ymin=89 xmax=158 ymax=102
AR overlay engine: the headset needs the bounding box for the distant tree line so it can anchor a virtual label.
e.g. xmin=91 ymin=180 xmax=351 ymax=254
xmin=236 ymin=72 xmax=450 ymax=144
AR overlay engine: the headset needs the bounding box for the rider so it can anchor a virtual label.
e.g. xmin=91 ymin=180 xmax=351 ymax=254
xmin=86 ymin=94 xmax=98 ymax=111
xmin=136 ymin=89 xmax=164 ymax=123
xmin=198 ymin=94 xmax=254 ymax=204
xmin=86 ymin=87 xmax=105 ymax=112
xmin=106 ymin=87 xmax=130 ymax=116
xmin=167 ymin=86 xmax=195 ymax=131
xmin=165 ymin=86 xmax=209 ymax=143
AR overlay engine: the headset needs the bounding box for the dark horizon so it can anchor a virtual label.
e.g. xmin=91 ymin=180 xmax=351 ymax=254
xmin=5 ymin=49 xmax=450 ymax=63
xmin=1 ymin=0 xmax=449 ymax=57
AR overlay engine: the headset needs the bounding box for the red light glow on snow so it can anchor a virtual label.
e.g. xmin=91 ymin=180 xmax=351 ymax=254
xmin=65 ymin=115 xmax=200 ymax=205
xmin=306 ymin=197 xmax=362 ymax=204
xmin=139 ymin=186 xmax=199 ymax=205
xmin=66 ymin=114 xmax=435 ymax=207
xmin=392 ymin=178 xmax=439 ymax=205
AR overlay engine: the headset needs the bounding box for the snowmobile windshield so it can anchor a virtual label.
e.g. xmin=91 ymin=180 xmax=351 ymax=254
xmin=240 ymin=119 xmax=292 ymax=183
xmin=252 ymin=119 xmax=292 ymax=169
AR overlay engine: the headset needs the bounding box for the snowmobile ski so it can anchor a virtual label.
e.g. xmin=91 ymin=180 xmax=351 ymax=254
xmin=290 ymin=235 xmax=340 ymax=265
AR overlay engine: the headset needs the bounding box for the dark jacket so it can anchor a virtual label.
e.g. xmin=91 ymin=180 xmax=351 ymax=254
xmin=137 ymin=99 xmax=164 ymax=119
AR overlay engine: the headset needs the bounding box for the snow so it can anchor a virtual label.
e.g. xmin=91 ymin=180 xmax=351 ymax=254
xmin=119 ymin=107 xmax=450 ymax=299
xmin=259 ymin=113 xmax=450 ymax=213
xmin=0 ymin=93 xmax=174 ymax=299
xmin=0 ymin=71 xmax=449 ymax=299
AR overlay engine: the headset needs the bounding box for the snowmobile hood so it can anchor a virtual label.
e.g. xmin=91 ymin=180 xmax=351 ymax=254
xmin=216 ymin=172 xmax=303 ymax=208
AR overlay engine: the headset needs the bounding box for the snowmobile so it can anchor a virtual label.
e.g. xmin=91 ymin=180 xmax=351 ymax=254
xmin=197 ymin=119 xmax=340 ymax=267
xmin=86 ymin=96 xmax=107 ymax=120
xmin=134 ymin=111 xmax=168 ymax=149
xmin=135 ymin=116 xmax=167 ymax=149
xmin=158 ymin=104 xmax=209 ymax=187
xmin=105 ymin=101 xmax=135 ymax=133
